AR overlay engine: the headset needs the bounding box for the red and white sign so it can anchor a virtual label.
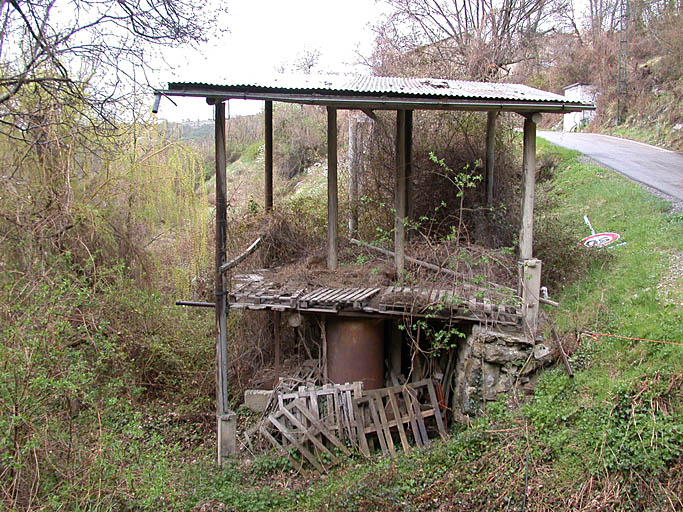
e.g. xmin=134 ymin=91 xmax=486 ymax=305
xmin=579 ymin=232 xmax=621 ymax=248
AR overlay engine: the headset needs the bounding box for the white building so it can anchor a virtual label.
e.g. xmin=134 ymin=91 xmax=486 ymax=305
xmin=563 ymin=83 xmax=597 ymax=132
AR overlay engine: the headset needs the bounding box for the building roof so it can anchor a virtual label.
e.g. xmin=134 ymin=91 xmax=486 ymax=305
xmin=158 ymin=74 xmax=594 ymax=113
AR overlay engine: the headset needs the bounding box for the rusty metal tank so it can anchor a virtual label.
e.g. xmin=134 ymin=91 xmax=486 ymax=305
xmin=326 ymin=318 xmax=384 ymax=390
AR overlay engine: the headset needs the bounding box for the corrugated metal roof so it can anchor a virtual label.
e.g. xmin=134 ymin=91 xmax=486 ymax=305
xmin=167 ymin=74 xmax=587 ymax=105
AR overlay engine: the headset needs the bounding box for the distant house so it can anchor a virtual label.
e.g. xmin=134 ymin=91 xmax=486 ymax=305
xmin=563 ymin=83 xmax=597 ymax=132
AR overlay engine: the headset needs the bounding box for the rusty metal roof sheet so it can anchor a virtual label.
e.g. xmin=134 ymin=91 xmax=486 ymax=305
xmin=166 ymin=74 xmax=588 ymax=105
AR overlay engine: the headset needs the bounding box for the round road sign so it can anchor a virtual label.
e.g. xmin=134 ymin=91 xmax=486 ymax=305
xmin=579 ymin=232 xmax=621 ymax=248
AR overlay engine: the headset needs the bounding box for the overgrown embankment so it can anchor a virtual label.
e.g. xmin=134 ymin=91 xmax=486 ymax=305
xmin=180 ymin=140 xmax=682 ymax=512
xmin=1 ymin=126 xmax=680 ymax=510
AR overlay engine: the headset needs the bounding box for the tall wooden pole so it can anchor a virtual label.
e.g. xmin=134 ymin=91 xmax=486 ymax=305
xmin=519 ymin=114 xmax=539 ymax=261
xmin=327 ymin=107 xmax=338 ymax=270
xmin=265 ymin=100 xmax=273 ymax=212
xmin=214 ymin=101 xmax=236 ymax=465
xmin=348 ymin=115 xmax=361 ymax=237
xmin=395 ymin=110 xmax=407 ymax=275
xmin=405 ymin=110 xmax=413 ymax=225
xmin=273 ymin=311 xmax=281 ymax=387
xmin=485 ymin=111 xmax=498 ymax=205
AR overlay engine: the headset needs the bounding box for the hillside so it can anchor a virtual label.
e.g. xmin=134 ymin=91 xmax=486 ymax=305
xmin=176 ymin=140 xmax=682 ymax=511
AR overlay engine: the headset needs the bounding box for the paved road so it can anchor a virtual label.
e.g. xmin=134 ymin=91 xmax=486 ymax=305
xmin=538 ymin=131 xmax=683 ymax=201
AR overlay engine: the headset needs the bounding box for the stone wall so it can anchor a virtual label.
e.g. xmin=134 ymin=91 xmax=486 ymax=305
xmin=452 ymin=324 xmax=553 ymax=417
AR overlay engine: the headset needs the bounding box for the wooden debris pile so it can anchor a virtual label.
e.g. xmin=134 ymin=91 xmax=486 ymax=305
xmin=244 ymin=379 xmax=447 ymax=471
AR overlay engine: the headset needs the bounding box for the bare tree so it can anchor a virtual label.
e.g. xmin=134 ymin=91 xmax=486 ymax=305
xmin=0 ymin=0 xmax=221 ymax=134
xmin=375 ymin=0 xmax=558 ymax=79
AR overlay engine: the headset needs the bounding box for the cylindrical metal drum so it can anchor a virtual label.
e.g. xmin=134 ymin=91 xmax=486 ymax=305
xmin=326 ymin=318 xmax=384 ymax=390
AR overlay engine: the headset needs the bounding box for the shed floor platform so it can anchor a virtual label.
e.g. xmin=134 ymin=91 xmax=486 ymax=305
xmin=229 ymin=272 xmax=522 ymax=326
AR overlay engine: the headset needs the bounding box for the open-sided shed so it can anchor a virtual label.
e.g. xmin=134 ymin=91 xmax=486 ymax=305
xmin=155 ymin=74 xmax=594 ymax=464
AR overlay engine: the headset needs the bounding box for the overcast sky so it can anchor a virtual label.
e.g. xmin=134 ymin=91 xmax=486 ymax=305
xmin=155 ymin=0 xmax=387 ymax=122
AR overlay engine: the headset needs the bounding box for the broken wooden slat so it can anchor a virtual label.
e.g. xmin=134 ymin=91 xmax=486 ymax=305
xmin=426 ymin=380 xmax=447 ymax=439
xmin=352 ymin=398 xmax=371 ymax=457
xmin=401 ymin=387 xmax=423 ymax=447
xmin=366 ymin=396 xmax=389 ymax=456
xmin=291 ymin=399 xmax=350 ymax=456
xmin=268 ymin=415 xmax=324 ymax=472
xmin=279 ymin=405 xmax=339 ymax=464
xmin=387 ymin=390 xmax=411 ymax=453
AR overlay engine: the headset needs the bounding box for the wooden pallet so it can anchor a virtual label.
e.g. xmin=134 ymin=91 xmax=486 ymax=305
xmin=352 ymin=379 xmax=447 ymax=458
xmin=299 ymin=287 xmax=381 ymax=310
xmin=246 ymin=382 xmax=361 ymax=471
xmin=246 ymin=380 xmax=447 ymax=470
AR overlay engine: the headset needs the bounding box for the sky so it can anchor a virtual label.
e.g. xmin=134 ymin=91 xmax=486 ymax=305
xmin=155 ymin=0 xmax=387 ymax=123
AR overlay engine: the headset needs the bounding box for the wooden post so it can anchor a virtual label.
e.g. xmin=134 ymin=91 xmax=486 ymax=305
xmin=390 ymin=321 xmax=402 ymax=380
xmin=405 ymin=110 xmax=413 ymax=225
xmin=348 ymin=115 xmax=361 ymax=237
xmin=214 ymin=102 xmax=236 ymax=465
xmin=273 ymin=311 xmax=281 ymax=388
xmin=327 ymin=107 xmax=338 ymax=270
xmin=395 ymin=110 xmax=406 ymax=275
xmin=521 ymin=259 xmax=542 ymax=334
xmin=321 ymin=317 xmax=328 ymax=382
xmin=485 ymin=111 xmax=498 ymax=205
xmin=519 ymin=114 xmax=539 ymax=261
xmin=265 ymin=100 xmax=273 ymax=212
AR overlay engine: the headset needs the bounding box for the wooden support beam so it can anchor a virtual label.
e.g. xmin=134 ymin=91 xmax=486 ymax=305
xmin=361 ymin=108 xmax=378 ymax=121
xmin=348 ymin=115 xmax=361 ymax=237
xmin=265 ymin=100 xmax=273 ymax=212
xmin=214 ymin=101 xmax=235 ymax=465
xmin=327 ymin=107 xmax=339 ymax=270
xmin=390 ymin=321 xmax=402 ymax=380
xmin=519 ymin=114 xmax=538 ymax=261
xmin=485 ymin=111 xmax=498 ymax=205
xmin=395 ymin=110 xmax=407 ymax=275
xmin=273 ymin=311 xmax=281 ymax=388
xmin=405 ymin=110 xmax=413 ymax=224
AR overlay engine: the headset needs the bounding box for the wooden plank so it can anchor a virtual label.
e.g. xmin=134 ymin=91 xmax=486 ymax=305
xmin=259 ymin=425 xmax=288 ymax=456
xmin=300 ymin=288 xmax=328 ymax=301
xmin=355 ymin=287 xmax=382 ymax=302
xmin=395 ymin=109 xmax=406 ymax=275
xmin=265 ymin=100 xmax=273 ymax=211
xmin=317 ymin=288 xmax=347 ymax=302
xmin=343 ymin=390 xmax=358 ymax=449
xmin=519 ymin=115 xmax=537 ymax=261
xmin=341 ymin=288 xmax=364 ymax=302
xmin=405 ymin=109 xmax=413 ymax=222
xmin=387 ymin=390 xmax=411 ymax=453
xmin=485 ymin=110 xmax=497 ymax=205
xmin=280 ymin=405 xmax=339 ymax=463
xmin=335 ymin=288 xmax=362 ymax=302
xmin=328 ymin=106 xmax=338 ymax=270
xmin=268 ymin=415 xmax=324 ymax=471
xmin=292 ymin=400 xmax=350 ymax=456
xmin=352 ymin=398 xmax=371 ymax=457
xmin=309 ymin=390 xmax=320 ymax=421
xmin=333 ymin=389 xmax=343 ymax=437
xmin=367 ymin=396 xmax=389 ymax=456
xmin=373 ymin=394 xmax=396 ymax=457
xmin=426 ymin=380 xmax=447 ymax=439
xmin=401 ymin=388 xmax=423 ymax=447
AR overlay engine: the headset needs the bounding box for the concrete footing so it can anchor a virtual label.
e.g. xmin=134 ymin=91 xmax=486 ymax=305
xmin=217 ymin=412 xmax=237 ymax=467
